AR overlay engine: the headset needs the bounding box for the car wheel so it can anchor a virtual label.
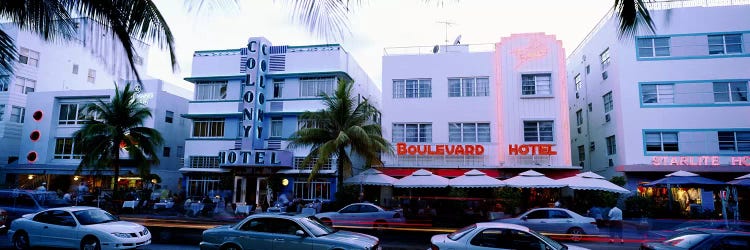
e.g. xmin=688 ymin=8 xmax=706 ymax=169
xmin=80 ymin=237 xmax=101 ymax=250
xmin=12 ymin=231 xmax=30 ymax=250
xmin=567 ymin=227 xmax=585 ymax=242
xmin=321 ymin=218 xmax=333 ymax=227
xmin=221 ymin=244 xmax=241 ymax=250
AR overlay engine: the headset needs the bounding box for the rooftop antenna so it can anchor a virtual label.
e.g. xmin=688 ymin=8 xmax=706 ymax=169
xmin=436 ymin=20 xmax=455 ymax=47
xmin=453 ymin=35 xmax=462 ymax=45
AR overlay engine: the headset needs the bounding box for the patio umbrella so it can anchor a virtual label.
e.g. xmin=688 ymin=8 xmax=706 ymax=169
xmin=557 ymin=171 xmax=630 ymax=194
xmin=393 ymin=169 xmax=450 ymax=188
xmin=343 ymin=168 xmax=397 ymax=186
xmin=727 ymin=173 xmax=750 ymax=187
xmin=449 ymin=169 xmax=506 ymax=188
xmin=643 ymin=170 xmax=725 ymax=187
xmin=503 ymin=170 xmax=565 ymax=188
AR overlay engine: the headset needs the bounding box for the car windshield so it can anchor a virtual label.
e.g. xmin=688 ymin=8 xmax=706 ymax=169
xmin=529 ymin=229 xmax=565 ymax=250
xmin=73 ymin=209 xmax=119 ymax=225
xmin=299 ymin=216 xmax=337 ymax=237
xmin=664 ymin=233 xmax=711 ymax=248
xmin=448 ymin=224 xmax=476 ymax=241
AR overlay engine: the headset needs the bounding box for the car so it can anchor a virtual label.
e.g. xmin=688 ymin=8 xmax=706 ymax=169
xmin=650 ymin=220 xmax=750 ymax=240
xmin=200 ymin=212 xmax=381 ymax=250
xmin=0 ymin=189 xmax=70 ymax=227
xmin=314 ymin=202 xmax=405 ymax=231
xmin=0 ymin=207 xmax=7 ymax=232
xmin=8 ymin=206 xmax=151 ymax=250
xmin=495 ymin=208 xmax=599 ymax=242
xmin=429 ymin=222 xmax=590 ymax=250
xmin=641 ymin=229 xmax=750 ymax=250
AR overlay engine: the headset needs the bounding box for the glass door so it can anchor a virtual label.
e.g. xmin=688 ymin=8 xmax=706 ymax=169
xmin=234 ymin=176 xmax=246 ymax=204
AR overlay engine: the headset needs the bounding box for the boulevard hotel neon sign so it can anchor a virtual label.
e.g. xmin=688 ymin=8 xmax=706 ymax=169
xmin=651 ymin=156 xmax=750 ymax=166
xmin=396 ymin=142 xmax=485 ymax=155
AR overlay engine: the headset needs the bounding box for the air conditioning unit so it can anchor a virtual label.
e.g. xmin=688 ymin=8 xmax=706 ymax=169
xmin=589 ymin=142 xmax=595 ymax=152
xmin=602 ymin=71 xmax=608 ymax=80
xmin=605 ymin=113 xmax=611 ymax=122
xmin=608 ymin=159 xmax=614 ymax=167
xmin=577 ymin=127 xmax=582 ymax=134
xmin=575 ymin=92 xmax=579 ymax=99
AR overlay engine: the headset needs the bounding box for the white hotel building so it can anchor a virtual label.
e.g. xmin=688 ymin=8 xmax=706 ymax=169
xmin=0 ymin=18 xmax=191 ymax=191
xmin=567 ymin=1 xmax=750 ymax=194
xmin=380 ymin=33 xmax=578 ymax=184
xmin=182 ymin=37 xmax=380 ymax=205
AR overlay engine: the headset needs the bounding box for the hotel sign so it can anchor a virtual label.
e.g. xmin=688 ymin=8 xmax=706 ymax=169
xmin=508 ymin=144 xmax=557 ymax=155
xmin=651 ymin=156 xmax=750 ymax=166
xmin=396 ymin=142 xmax=485 ymax=155
xmin=219 ymin=149 xmax=293 ymax=167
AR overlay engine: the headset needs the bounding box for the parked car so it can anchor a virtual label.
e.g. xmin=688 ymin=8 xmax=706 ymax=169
xmin=315 ymin=202 xmax=405 ymax=231
xmin=495 ymin=208 xmax=599 ymax=242
xmin=429 ymin=222 xmax=590 ymax=250
xmin=0 ymin=189 xmax=70 ymax=227
xmin=651 ymin=220 xmax=750 ymax=240
xmin=641 ymin=229 xmax=750 ymax=250
xmin=8 ymin=206 xmax=151 ymax=250
xmin=200 ymin=212 xmax=381 ymax=250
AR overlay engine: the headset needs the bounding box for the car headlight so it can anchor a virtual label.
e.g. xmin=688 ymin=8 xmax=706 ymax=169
xmin=142 ymin=228 xmax=150 ymax=235
xmin=112 ymin=233 xmax=133 ymax=238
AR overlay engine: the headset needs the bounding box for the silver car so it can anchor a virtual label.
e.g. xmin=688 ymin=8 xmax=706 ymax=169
xmin=315 ymin=203 xmax=405 ymax=231
xmin=495 ymin=208 xmax=599 ymax=242
xmin=200 ymin=212 xmax=381 ymax=250
xmin=430 ymin=222 xmax=590 ymax=250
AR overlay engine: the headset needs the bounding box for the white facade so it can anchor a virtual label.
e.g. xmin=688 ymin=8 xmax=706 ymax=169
xmin=382 ymin=33 xmax=576 ymax=180
xmin=567 ymin=2 xmax=750 ymax=188
xmin=183 ymin=38 xmax=380 ymax=204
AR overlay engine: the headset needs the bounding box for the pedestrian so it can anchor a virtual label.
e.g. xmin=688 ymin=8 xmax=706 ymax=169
xmin=608 ymin=204 xmax=624 ymax=244
xmin=36 ymin=182 xmax=47 ymax=192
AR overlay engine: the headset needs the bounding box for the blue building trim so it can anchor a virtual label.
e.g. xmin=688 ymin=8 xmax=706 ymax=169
xmin=266 ymin=111 xmax=307 ymax=116
xmin=266 ymin=71 xmax=354 ymax=82
xmin=638 ymin=79 xmax=750 ymax=108
xmin=184 ymin=75 xmax=245 ymax=82
xmin=182 ymin=113 xmax=242 ymax=118
xmin=268 ymin=97 xmax=325 ymax=101
xmin=641 ymin=129 xmax=750 ymax=156
xmin=287 ymin=44 xmax=340 ymax=49
xmin=186 ymin=138 xmax=240 ymax=141
xmin=635 ymin=30 xmax=750 ymax=61
xmin=189 ymin=100 xmax=241 ymax=103
xmin=194 ymin=49 xmax=241 ymax=53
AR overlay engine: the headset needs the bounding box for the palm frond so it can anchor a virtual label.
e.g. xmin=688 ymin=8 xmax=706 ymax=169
xmin=282 ymin=0 xmax=353 ymax=42
xmin=614 ymin=0 xmax=655 ymax=38
xmin=0 ymin=30 xmax=16 ymax=80
xmin=0 ymin=0 xmax=76 ymax=41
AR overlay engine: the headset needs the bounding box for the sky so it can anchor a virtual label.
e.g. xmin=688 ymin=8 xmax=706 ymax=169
xmin=146 ymin=0 xmax=615 ymax=92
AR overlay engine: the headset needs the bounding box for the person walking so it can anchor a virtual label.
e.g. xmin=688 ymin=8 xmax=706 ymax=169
xmin=608 ymin=205 xmax=624 ymax=244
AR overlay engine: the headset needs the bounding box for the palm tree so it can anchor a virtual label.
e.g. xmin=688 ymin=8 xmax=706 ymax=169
xmin=288 ymin=80 xmax=392 ymax=186
xmin=73 ymin=82 xmax=164 ymax=196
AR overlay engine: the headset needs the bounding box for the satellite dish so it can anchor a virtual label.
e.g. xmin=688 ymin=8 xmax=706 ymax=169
xmin=453 ymin=35 xmax=462 ymax=45
xmin=433 ymin=45 xmax=439 ymax=53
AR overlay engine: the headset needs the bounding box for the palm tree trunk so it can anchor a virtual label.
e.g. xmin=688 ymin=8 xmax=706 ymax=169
xmin=113 ymin=146 xmax=120 ymax=199
xmin=337 ymin=148 xmax=346 ymax=191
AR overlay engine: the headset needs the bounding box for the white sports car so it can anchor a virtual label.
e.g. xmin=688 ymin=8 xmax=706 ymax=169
xmin=8 ymin=206 xmax=151 ymax=250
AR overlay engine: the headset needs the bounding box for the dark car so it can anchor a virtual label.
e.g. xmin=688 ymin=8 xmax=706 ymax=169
xmin=0 ymin=190 xmax=70 ymax=228
xmin=641 ymin=229 xmax=750 ymax=250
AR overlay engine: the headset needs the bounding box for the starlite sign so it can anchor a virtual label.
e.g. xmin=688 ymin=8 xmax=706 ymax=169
xmin=651 ymin=156 xmax=750 ymax=166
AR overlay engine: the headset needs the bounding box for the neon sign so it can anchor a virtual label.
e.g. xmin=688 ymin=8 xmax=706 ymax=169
xmin=511 ymin=37 xmax=549 ymax=69
xmin=508 ymin=144 xmax=557 ymax=155
xmin=651 ymin=156 xmax=750 ymax=166
xmin=396 ymin=142 xmax=485 ymax=156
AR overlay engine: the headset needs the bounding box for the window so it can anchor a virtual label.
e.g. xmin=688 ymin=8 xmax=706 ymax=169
xmin=521 ymin=74 xmax=551 ymax=96
xmin=606 ymin=135 xmax=617 ymax=155
xmin=163 ymin=147 xmax=171 ymax=157
xmin=645 ymin=132 xmax=679 ymax=152
xmin=708 ymin=34 xmax=743 ymax=55
xmin=72 ymin=64 xmax=79 ymax=74
xmin=87 ymin=69 xmax=96 ymax=83
xmin=449 ymin=123 xmax=490 ymax=142
xmin=294 ymin=157 xmax=333 ymax=170
xmin=195 ymin=81 xmax=228 ymax=100
xmin=713 ymin=82 xmax=748 ymax=103
xmin=578 ymin=145 xmax=585 ymax=161
xmin=189 ymin=156 xmax=220 ymax=168
xmin=11 ymin=106 xmax=24 ymax=123
xmin=192 ymin=118 xmax=225 ymax=137
xmin=54 ymin=138 xmax=83 ymax=159
xmin=0 ymin=104 xmax=4 ymax=121
xmin=641 ymin=84 xmax=675 ymax=104
xmin=590 ymin=142 xmax=596 ymax=152
xmin=270 ymin=117 xmax=283 ymax=137
xmin=18 ymin=47 xmax=40 ymax=67
xmin=574 ymin=74 xmax=582 ymax=91
xmin=587 ymin=103 xmax=592 ymax=112
xmin=300 ymin=77 xmax=335 ymax=97
xmin=297 ymin=119 xmax=321 ymax=130
xmin=637 ymin=37 xmax=670 ymax=57
xmin=0 ymin=79 xmax=8 ymax=92
xmin=448 ymin=77 xmax=489 ymax=97
xmin=165 ymin=111 xmax=174 ymax=123
xmin=294 ymin=178 xmax=331 ymax=201
xmin=186 ymin=176 xmax=220 ymax=198
xmin=585 ymin=65 xmax=590 ymax=74
xmin=14 ymin=77 xmax=35 ymax=94
xmin=273 ymin=79 xmax=284 ymax=98
xmin=58 ymin=103 xmax=97 ymax=125
xmin=603 ymin=92 xmax=613 ymax=113
xmin=718 ymin=131 xmax=750 ymax=152
xmin=523 ymin=121 xmax=554 ymax=142
xmin=600 ymin=48 xmax=610 ymax=67
xmin=575 ymin=109 xmax=583 ymax=126
xmin=393 ymin=79 xmax=432 ymax=98
xmin=392 ymin=123 xmax=432 ymax=142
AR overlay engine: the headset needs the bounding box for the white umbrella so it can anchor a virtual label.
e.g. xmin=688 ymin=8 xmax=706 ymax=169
xmin=557 ymin=171 xmax=630 ymax=194
xmin=449 ymin=169 xmax=506 ymax=188
xmin=393 ymin=169 xmax=450 ymax=188
xmin=503 ymin=170 xmax=565 ymax=188
xmin=343 ymin=168 xmax=397 ymax=186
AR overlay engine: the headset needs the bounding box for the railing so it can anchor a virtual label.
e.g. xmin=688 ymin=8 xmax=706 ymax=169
xmin=384 ymin=43 xmax=495 ymax=56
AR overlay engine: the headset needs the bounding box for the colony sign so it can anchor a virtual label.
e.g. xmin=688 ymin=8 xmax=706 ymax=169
xmin=396 ymin=142 xmax=485 ymax=155
xmin=651 ymin=156 xmax=750 ymax=166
